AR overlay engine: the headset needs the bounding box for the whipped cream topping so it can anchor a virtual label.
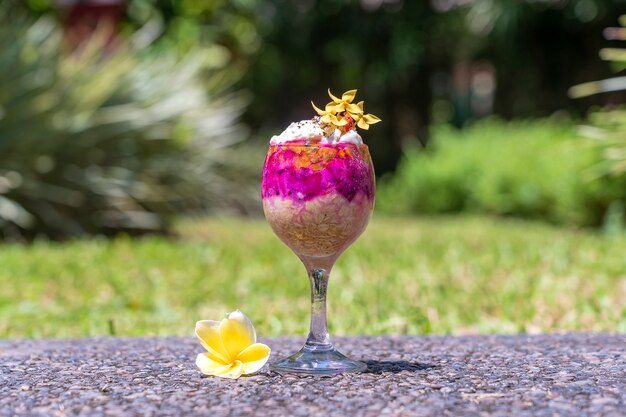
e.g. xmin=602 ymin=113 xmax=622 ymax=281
xmin=270 ymin=120 xmax=324 ymax=144
xmin=270 ymin=119 xmax=363 ymax=145
xmin=334 ymin=129 xmax=362 ymax=145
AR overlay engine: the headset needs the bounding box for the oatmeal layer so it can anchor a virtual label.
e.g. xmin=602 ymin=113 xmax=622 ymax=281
xmin=263 ymin=192 xmax=373 ymax=257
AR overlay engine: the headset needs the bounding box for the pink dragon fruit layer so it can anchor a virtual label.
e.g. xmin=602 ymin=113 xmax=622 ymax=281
xmin=261 ymin=142 xmax=375 ymax=203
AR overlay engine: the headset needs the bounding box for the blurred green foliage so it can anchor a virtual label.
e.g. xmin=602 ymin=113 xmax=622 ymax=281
xmin=4 ymin=0 xmax=626 ymax=238
xmin=378 ymin=118 xmax=626 ymax=227
xmin=583 ymin=109 xmax=626 ymax=178
xmin=0 ymin=6 xmax=254 ymax=239
xmin=566 ymin=14 xmax=626 ymax=234
xmin=22 ymin=0 xmax=625 ymax=173
xmin=571 ymin=15 xmax=626 ymax=188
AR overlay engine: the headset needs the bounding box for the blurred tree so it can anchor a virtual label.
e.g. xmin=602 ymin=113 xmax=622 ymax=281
xmin=244 ymin=0 xmax=446 ymax=173
xmin=17 ymin=0 xmax=626 ymax=175
xmin=21 ymin=0 xmax=448 ymax=172
xmin=244 ymin=0 xmax=626 ymax=172
xmin=54 ymin=0 xmax=125 ymax=50
xmin=0 ymin=4 xmax=253 ymax=239
xmin=460 ymin=0 xmax=626 ymax=118
xmin=122 ymin=0 xmax=266 ymax=88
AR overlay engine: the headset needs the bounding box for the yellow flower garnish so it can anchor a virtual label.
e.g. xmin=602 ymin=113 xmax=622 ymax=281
xmin=312 ymin=89 xmax=381 ymax=130
xmin=311 ymin=100 xmax=349 ymax=127
xmin=354 ymin=105 xmax=382 ymax=131
xmin=195 ymin=310 xmax=271 ymax=379
xmin=327 ymin=89 xmax=361 ymax=115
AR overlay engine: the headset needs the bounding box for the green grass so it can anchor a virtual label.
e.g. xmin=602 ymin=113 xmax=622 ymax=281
xmin=1 ymin=216 xmax=625 ymax=338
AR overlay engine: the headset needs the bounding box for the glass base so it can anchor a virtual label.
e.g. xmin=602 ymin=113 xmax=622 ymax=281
xmin=271 ymin=343 xmax=367 ymax=375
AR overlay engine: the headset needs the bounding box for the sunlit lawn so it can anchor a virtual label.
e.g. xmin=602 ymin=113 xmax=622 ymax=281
xmin=1 ymin=216 xmax=625 ymax=338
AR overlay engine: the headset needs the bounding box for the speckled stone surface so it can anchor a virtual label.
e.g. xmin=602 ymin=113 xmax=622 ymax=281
xmin=1 ymin=334 xmax=625 ymax=417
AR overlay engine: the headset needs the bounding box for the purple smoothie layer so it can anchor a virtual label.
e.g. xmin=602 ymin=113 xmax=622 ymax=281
xmin=261 ymin=142 xmax=375 ymax=203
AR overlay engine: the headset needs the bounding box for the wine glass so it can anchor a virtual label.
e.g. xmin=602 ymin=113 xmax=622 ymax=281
xmin=261 ymin=140 xmax=375 ymax=374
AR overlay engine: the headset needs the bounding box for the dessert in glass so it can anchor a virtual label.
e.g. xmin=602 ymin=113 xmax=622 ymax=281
xmin=261 ymin=89 xmax=380 ymax=374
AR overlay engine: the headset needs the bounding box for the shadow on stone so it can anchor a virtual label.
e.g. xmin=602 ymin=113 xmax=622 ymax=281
xmin=363 ymin=360 xmax=437 ymax=374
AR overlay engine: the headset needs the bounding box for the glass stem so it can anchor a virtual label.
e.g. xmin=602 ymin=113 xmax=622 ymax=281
xmin=305 ymin=267 xmax=333 ymax=350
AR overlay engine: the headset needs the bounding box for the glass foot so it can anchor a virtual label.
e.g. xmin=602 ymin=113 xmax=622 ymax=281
xmin=271 ymin=344 xmax=367 ymax=375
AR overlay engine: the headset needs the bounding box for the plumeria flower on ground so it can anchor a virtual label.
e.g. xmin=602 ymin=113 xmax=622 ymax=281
xmin=195 ymin=310 xmax=271 ymax=379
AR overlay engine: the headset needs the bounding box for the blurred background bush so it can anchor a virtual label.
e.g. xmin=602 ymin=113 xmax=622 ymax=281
xmin=1 ymin=0 xmax=626 ymax=238
xmin=377 ymin=118 xmax=626 ymax=228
